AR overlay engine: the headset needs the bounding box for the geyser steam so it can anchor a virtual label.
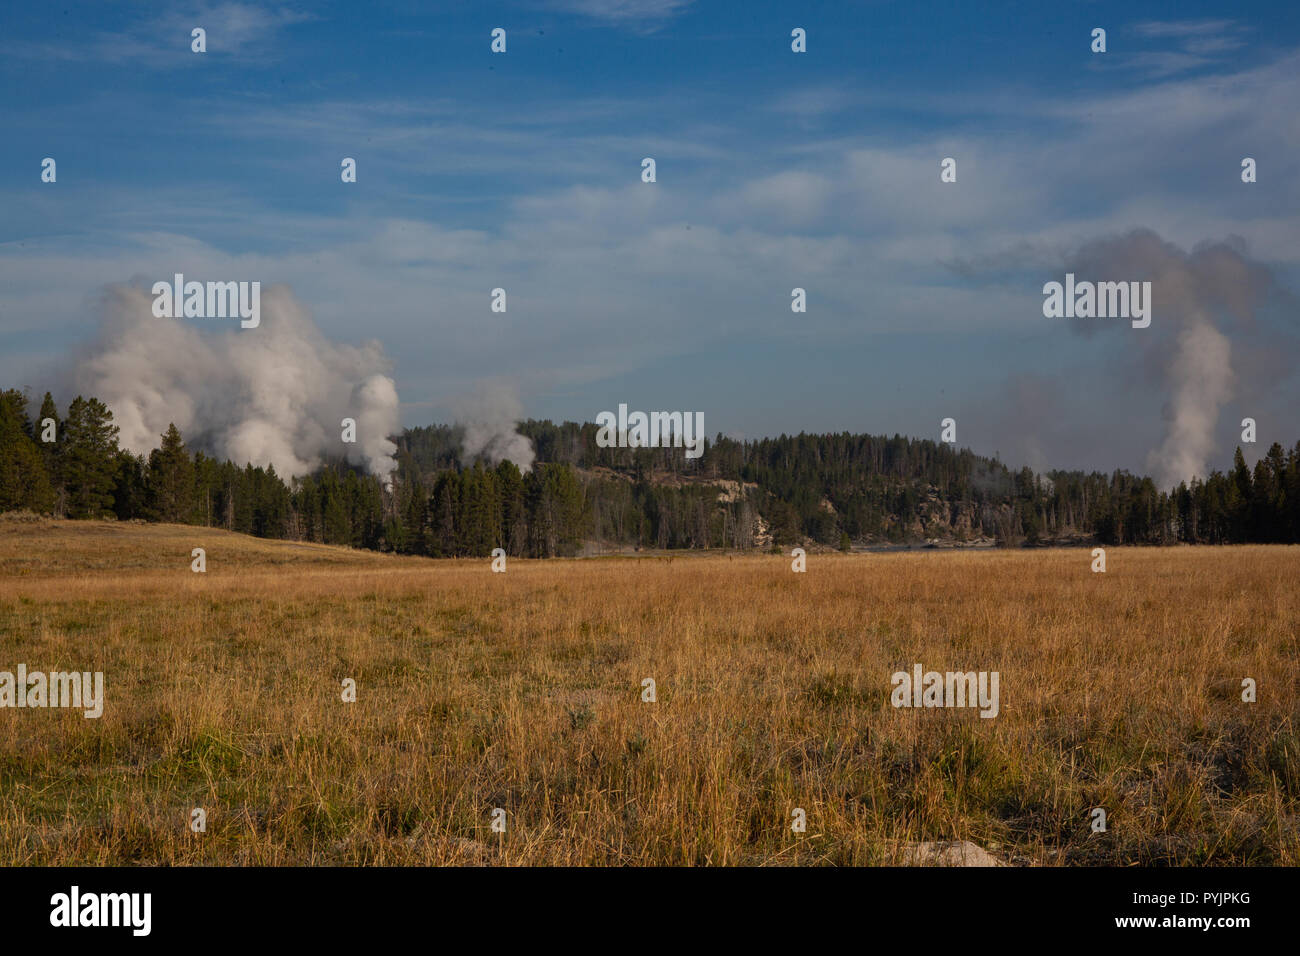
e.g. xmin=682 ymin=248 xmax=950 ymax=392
xmin=1066 ymin=230 xmax=1283 ymax=491
xmin=69 ymin=283 xmax=400 ymax=481
xmin=454 ymin=384 xmax=536 ymax=472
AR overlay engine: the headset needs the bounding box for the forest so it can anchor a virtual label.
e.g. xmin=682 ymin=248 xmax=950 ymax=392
xmin=4 ymin=387 xmax=1299 ymax=556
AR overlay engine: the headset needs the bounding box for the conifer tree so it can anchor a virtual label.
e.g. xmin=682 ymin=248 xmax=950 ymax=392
xmin=61 ymin=396 xmax=120 ymax=518
xmin=0 ymin=390 xmax=54 ymax=513
xmin=146 ymin=423 xmax=196 ymax=523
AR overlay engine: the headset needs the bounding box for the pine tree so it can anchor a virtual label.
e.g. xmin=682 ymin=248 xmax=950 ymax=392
xmin=1230 ymin=448 xmax=1253 ymax=542
xmin=400 ymin=474 xmax=427 ymax=554
xmin=146 ymin=423 xmax=197 ymax=523
xmin=35 ymin=392 xmax=63 ymax=513
xmin=496 ymin=460 xmax=527 ymax=555
xmin=0 ymin=390 xmax=54 ymax=513
xmin=321 ymin=471 xmax=351 ymax=545
xmin=61 ymin=396 xmax=120 ymax=518
xmin=112 ymin=450 xmax=149 ymax=520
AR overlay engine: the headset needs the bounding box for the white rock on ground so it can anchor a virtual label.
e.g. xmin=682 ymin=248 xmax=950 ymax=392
xmin=901 ymin=840 xmax=1006 ymax=867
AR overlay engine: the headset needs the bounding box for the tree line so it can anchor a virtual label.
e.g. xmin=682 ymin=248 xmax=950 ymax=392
xmin=5 ymin=387 xmax=1300 ymax=554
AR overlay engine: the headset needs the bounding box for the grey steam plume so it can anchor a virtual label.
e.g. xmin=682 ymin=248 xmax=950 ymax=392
xmin=453 ymin=383 xmax=535 ymax=471
xmin=1153 ymin=319 xmax=1233 ymax=492
xmin=1065 ymin=230 xmax=1286 ymax=491
xmin=68 ymin=283 xmax=400 ymax=482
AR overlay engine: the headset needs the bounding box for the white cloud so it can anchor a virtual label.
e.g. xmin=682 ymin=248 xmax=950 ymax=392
xmin=1122 ymin=19 xmax=1251 ymax=77
xmin=1133 ymin=19 xmax=1239 ymax=39
xmin=0 ymin=2 xmax=310 ymax=65
xmin=550 ymin=0 xmax=694 ymax=24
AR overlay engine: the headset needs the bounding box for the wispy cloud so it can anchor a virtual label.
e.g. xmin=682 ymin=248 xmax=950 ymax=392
xmin=1 ymin=2 xmax=310 ymax=66
xmin=548 ymin=0 xmax=694 ymax=29
xmin=1133 ymin=19 xmax=1238 ymax=39
xmin=1121 ymin=18 xmax=1251 ymax=78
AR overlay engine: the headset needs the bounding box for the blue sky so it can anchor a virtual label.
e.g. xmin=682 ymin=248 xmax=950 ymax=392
xmin=2 ymin=0 xmax=1298 ymax=479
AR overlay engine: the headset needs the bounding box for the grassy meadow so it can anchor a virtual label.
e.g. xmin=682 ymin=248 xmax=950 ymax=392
xmin=0 ymin=515 xmax=1297 ymax=865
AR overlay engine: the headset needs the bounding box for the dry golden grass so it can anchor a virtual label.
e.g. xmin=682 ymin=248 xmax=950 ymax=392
xmin=1 ymin=516 xmax=1297 ymax=866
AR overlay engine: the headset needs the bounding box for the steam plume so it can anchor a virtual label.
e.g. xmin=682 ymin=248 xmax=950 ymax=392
xmin=454 ymin=384 xmax=535 ymax=472
xmin=1066 ymin=230 xmax=1282 ymax=490
xmin=1149 ymin=319 xmax=1233 ymax=491
xmin=68 ymin=283 xmax=400 ymax=481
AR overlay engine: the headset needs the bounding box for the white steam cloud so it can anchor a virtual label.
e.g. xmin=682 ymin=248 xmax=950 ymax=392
xmin=1066 ymin=230 xmax=1283 ymax=491
xmin=454 ymin=384 xmax=536 ymax=472
xmin=1148 ymin=318 xmax=1233 ymax=491
xmin=69 ymin=283 xmax=400 ymax=481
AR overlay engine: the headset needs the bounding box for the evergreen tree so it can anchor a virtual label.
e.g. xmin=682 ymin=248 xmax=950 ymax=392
xmin=0 ymin=390 xmax=54 ymax=513
xmin=112 ymin=450 xmax=149 ymax=520
xmin=497 ymin=460 xmax=528 ymax=555
xmin=320 ymin=471 xmax=351 ymax=545
xmin=61 ymin=396 xmax=120 ymax=518
xmin=146 ymin=423 xmax=197 ymax=523
xmin=36 ymin=392 xmax=63 ymax=513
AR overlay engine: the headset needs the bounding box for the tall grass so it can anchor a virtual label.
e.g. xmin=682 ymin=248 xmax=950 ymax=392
xmin=1 ymin=518 xmax=1296 ymax=865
